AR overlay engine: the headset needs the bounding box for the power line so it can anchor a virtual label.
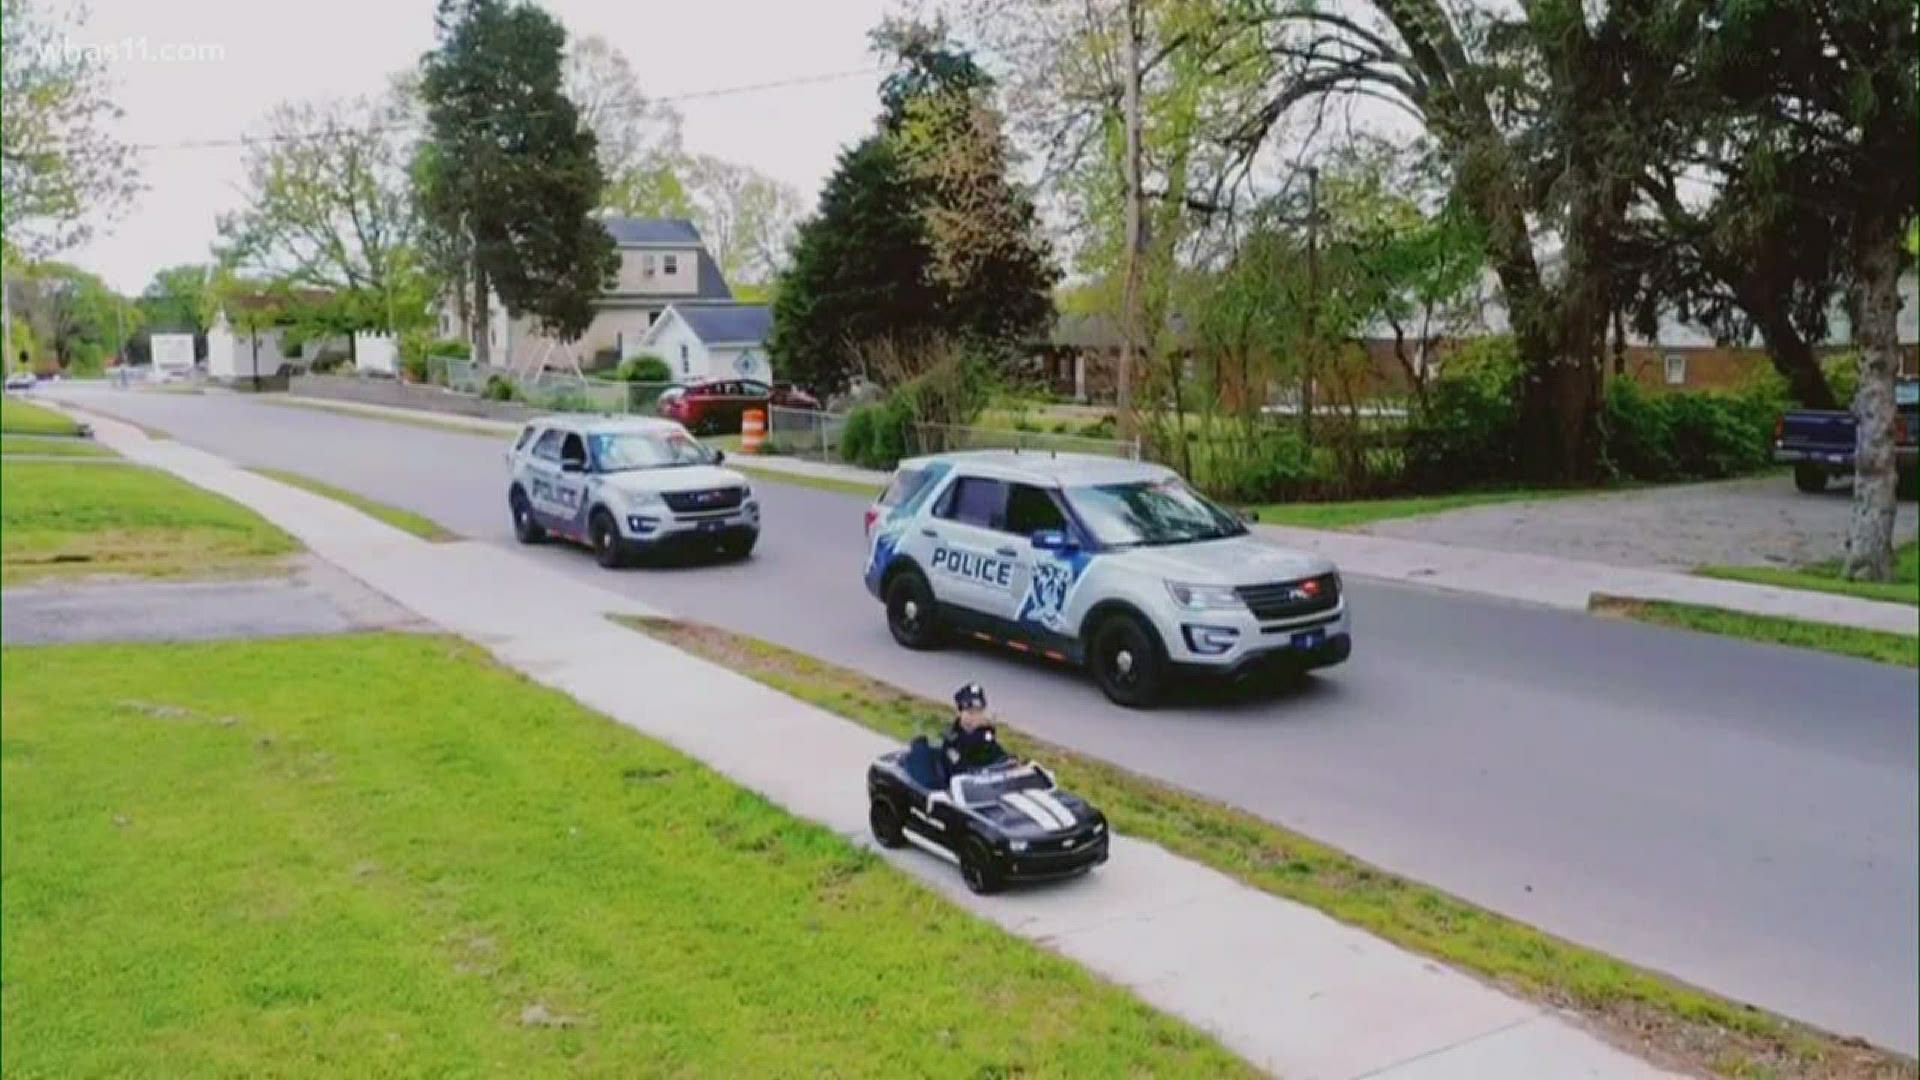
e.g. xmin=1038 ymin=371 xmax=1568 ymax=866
xmin=122 ymin=66 xmax=883 ymax=154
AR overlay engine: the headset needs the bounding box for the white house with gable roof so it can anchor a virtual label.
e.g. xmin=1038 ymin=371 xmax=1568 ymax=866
xmin=639 ymin=303 xmax=775 ymax=383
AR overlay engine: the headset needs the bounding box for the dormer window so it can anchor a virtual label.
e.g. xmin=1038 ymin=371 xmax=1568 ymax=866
xmin=663 ymin=253 xmax=679 ymax=275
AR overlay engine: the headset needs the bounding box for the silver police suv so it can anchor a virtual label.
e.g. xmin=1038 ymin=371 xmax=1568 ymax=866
xmin=506 ymin=415 xmax=758 ymax=567
xmin=863 ymin=452 xmax=1349 ymax=707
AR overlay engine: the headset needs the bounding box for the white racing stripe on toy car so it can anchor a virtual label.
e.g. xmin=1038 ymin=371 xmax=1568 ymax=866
xmin=1029 ymin=790 xmax=1079 ymax=829
xmin=902 ymin=830 xmax=959 ymax=864
xmin=1004 ymin=791 xmax=1072 ymax=830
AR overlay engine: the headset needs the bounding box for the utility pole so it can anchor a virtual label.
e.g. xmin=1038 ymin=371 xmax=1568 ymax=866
xmin=1303 ymin=166 xmax=1320 ymax=442
xmin=1117 ymin=0 xmax=1146 ymax=440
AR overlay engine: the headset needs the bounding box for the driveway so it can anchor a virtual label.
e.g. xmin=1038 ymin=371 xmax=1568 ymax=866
xmin=1367 ymin=474 xmax=1920 ymax=570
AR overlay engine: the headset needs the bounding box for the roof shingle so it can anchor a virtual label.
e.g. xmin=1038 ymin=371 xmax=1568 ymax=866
xmin=676 ymin=304 xmax=772 ymax=345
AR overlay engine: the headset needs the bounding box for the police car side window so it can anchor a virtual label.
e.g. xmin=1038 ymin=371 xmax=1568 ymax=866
xmin=937 ymin=477 xmax=1008 ymax=530
xmin=560 ymin=433 xmax=587 ymax=465
xmin=1005 ymin=484 xmax=1068 ymax=536
xmin=532 ymin=429 xmax=563 ymax=461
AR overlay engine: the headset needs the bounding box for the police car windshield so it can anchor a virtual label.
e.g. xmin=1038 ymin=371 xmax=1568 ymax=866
xmin=1067 ymin=478 xmax=1246 ymax=547
xmin=589 ymin=431 xmax=711 ymax=472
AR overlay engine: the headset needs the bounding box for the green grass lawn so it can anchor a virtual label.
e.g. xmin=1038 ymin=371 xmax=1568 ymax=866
xmin=1592 ymin=595 xmax=1918 ymax=668
xmin=252 ymin=468 xmax=456 ymax=542
xmin=1 ymin=460 xmax=297 ymax=583
xmin=1 ymin=398 xmax=81 ymax=436
xmin=1249 ymin=488 xmax=1581 ymax=530
xmin=0 ymin=634 xmax=1249 ymax=1078
xmin=623 ymin=617 xmax=1913 ymax=1080
xmin=1697 ymin=542 xmax=1919 ymax=607
xmin=0 ymin=434 xmax=113 ymax=458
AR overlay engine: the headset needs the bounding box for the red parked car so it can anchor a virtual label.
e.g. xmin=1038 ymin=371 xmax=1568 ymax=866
xmin=656 ymin=379 xmax=821 ymax=435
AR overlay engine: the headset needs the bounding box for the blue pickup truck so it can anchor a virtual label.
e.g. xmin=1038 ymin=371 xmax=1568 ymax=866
xmin=1774 ymin=378 xmax=1919 ymax=493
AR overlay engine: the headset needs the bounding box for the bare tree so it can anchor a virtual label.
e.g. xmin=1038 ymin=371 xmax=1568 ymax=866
xmin=563 ymin=33 xmax=684 ymax=183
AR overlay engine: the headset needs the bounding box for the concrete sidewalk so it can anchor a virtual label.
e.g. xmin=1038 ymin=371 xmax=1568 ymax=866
xmin=278 ymin=394 xmax=1913 ymax=634
xmin=73 ymin=406 xmax=1675 ymax=1078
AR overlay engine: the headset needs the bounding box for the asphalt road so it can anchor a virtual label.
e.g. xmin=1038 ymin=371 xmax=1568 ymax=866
xmin=58 ymin=387 xmax=1920 ymax=1053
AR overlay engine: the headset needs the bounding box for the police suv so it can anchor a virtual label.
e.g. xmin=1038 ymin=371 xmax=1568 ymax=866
xmin=506 ymin=415 xmax=758 ymax=567
xmin=864 ymin=452 xmax=1349 ymax=706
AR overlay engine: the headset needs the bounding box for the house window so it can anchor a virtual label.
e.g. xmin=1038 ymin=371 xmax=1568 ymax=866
xmin=663 ymin=253 xmax=679 ymax=275
xmin=647 ymin=310 xmax=660 ymax=326
xmin=642 ymin=254 xmax=656 ymax=276
xmin=1664 ymin=354 xmax=1686 ymax=385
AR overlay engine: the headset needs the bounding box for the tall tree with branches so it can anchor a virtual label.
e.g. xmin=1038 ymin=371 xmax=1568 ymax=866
xmin=0 ymin=0 xmax=140 ymax=256
xmin=416 ymin=0 xmax=617 ymax=362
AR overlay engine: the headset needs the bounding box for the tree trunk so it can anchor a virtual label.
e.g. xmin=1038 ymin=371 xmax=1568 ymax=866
xmin=1748 ymin=303 xmax=1837 ymax=410
xmin=1116 ymin=0 xmax=1145 ymax=440
xmin=471 ymin=263 xmax=492 ymax=367
xmin=1842 ymin=231 xmax=1902 ymax=581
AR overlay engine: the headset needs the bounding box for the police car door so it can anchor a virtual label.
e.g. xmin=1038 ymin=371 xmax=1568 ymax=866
xmin=553 ymin=431 xmax=591 ymax=530
xmin=1002 ymin=482 xmax=1078 ymax=634
xmin=525 ymin=428 xmax=566 ymax=521
xmin=925 ymin=476 xmax=1021 ymax=621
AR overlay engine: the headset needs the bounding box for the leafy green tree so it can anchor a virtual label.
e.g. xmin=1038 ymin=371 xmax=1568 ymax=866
xmin=771 ymin=21 xmax=1057 ymax=395
xmin=218 ymin=92 xmax=433 ymax=333
xmin=0 ymin=0 xmax=139 ymax=254
xmin=12 ymin=261 xmax=138 ymax=372
xmin=417 ymin=0 xmax=618 ymax=361
xmin=770 ymin=137 xmax=941 ymax=395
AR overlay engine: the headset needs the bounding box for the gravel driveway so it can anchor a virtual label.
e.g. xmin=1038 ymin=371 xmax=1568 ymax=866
xmin=1366 ymin=473 xmax=1920 ymax=570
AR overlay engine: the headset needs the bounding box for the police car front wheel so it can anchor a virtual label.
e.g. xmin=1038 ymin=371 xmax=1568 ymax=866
xmin=509 ymin=488 xmax=545 ymax=544
xmin=885 ymin=571 xmax=942 ymax=650
xmin=1090 ymin=613 xmax=1168 ymax=708
xmin=590 ymin=509 xmax=627 ymax=569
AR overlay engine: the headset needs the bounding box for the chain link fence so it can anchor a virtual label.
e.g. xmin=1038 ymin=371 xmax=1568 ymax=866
xmin=764 ymin=405 xmax=850 ymax=460
xmin=422 ymin=357 xmax=671 ymax=416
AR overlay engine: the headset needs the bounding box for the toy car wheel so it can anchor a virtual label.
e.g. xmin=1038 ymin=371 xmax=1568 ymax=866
xmin=1090 ymin=613 xmax=1166 ymax=708
xmin=885 ymin=570 xmax=942 ymax=650
xmin=868 ymin=797 xmax=906 ymax=849
xmin=959 ymin=838 xmax=1003 ymax=895
xmin=510 ymin=487 xmax=545 ymax=544
xmin=590 ymin=509 xmax=626 ymax=569
xmin=1793 ymin=463 xmax=1828 ymax=493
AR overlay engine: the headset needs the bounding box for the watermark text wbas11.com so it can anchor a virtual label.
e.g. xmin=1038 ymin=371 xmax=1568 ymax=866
xmin=39 ymin=37 xmax=227 ymax=66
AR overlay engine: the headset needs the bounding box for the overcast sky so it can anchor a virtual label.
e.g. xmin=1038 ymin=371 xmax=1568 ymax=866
xmin=64 ymin=0 xmax=894 ymax=294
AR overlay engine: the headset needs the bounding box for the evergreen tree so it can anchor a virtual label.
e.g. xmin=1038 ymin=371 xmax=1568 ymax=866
xmin=416 ymin=0 xmax=617 ymax=361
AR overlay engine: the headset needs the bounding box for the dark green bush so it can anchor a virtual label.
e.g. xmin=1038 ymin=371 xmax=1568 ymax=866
xmin=616 ymin=355 xmax=671 ymax=383
xmin=481 ymin=375 xmax=519 ymax=402
xmin=839 ymin=396 xmax=916 ymax=470
xmin=1402 ymin=336 xmax=1522 ymax=490
xmin=1603 ymin=380 xmax=1772 ymax=481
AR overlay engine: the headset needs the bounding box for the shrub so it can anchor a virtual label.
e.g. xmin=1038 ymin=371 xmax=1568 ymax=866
xmin=481 ymin=375 xmax=519 ymax=402
xmin=1822 ymin=352 xmax=1860 ymax=405
xmin=1603 ymin=379 xmax=1773 ymax=482
xmin=432 ymin=338 xmax=472 ymax=360
xmin=839 ymin=397 xmax=915 ymax=470
xmin=616 ymin=355 xmax=671 ymax=383
xmin=1402 ymin=336 xmax=1522 ymax=490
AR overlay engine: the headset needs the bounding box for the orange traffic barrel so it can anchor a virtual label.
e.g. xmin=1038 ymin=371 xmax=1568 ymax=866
xmin=741 ymin=409 xmax=767 ymax=453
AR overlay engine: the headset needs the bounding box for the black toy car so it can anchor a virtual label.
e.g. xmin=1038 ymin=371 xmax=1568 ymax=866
xmin=866 ymin=752 xmax=1110 ymax=894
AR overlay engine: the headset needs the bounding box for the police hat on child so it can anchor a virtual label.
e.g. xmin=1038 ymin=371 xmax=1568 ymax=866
xmin=953 ymin=683 xmax=987 ymax=711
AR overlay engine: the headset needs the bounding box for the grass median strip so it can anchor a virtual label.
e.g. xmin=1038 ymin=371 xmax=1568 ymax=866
xmin=1592 ymin=595 xmax=1918 ymax=667
xmin=0 ymin=434 xmax=113 ymax=458
xmin=621 ymin=615 xmax=1915 ymax=1080
xmin=0 ymin=634 xmax=1251 ymax=1078
xmin=732 ymin=459 xmax=885 ymax=499
xmin=1 ymin=398 xmax=81 ymax=436
xmin=1697 ymin=543 xmax=1919 ymax=608
xmin=250 ymin=467 xmax=456 ymax=542
xmin=265 ymin=396 xmax=514 ymax=439
xmin=1 ymin=460 xmax=296 ymax=583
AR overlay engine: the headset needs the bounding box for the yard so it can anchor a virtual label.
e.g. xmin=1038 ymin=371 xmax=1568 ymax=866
xmin=1 ymin=398 xmax=82 ymax=436
xmin=0 ymin=460 xmax=297 ymax=583
xmin=0 ymin=634 xmax=1247 ymax=1078
xmin=1698 ymin=542 xmax=1919 ymax=607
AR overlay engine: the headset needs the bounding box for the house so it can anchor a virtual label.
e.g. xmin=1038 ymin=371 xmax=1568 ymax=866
xmin=440 ymin=217 xmax=738 ymax=372
xmin=204 ymin=290 xmax=346 ymax=387
xmin=639 ymin=304 xmax=775 ymax=382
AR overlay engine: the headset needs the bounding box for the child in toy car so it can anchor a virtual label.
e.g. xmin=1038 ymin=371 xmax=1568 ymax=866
xmin=870 ymin=682 xmax=1110 ymax=894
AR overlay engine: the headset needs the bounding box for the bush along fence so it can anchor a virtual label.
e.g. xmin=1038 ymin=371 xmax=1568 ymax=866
xmin=423 ymin=356 xmax=674 ymax=415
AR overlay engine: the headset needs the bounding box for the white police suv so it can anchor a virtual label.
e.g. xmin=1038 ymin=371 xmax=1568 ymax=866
xmin=863 ymin=452 xmax=1350 ymax=707
xmin=506 ymin=415 xmax=758 ymax=567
